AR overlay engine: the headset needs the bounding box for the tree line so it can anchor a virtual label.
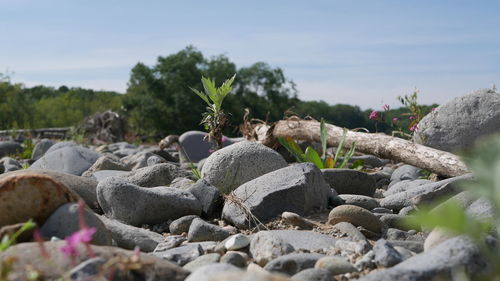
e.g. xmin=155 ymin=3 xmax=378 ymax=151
xmin=0 ymin=46 xmax=436 ymax=138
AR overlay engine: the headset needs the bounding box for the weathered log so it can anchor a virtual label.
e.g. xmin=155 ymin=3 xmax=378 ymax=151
xmin=254 ymin=120 xmax=468 ymax=178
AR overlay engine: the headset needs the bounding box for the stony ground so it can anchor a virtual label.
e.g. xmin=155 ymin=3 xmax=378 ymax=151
xmin=0 ymin=88 xmax=498 ymax=281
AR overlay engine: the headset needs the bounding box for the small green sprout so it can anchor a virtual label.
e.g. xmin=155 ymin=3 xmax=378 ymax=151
xmin=278 ymin=118 xmax=360 ymax=169
xmin=191 ymin=74 xmax=236 ymax=150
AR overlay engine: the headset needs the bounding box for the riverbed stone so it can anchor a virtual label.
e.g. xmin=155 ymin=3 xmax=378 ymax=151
xmin=202 ymin=141 xmax=287 ymax=194
xmin=40 ymin=203 xmax=112 ymax=246
xmin=321 ymin=169 xmax=376 ymax=196
xmin=97 ymin=177 xmax=201 ymax=226
xmin=0 ymin=173 xmax=79 ymax=228
xmin=187 ymin=179 xmax=223 ymax=219
xmin=187 ymin=218 xmax=231 ymax=242
xmin=414 ymin=88 xmax=500 ymax=152
xmin=29 ymin=146 xmax=100 ymax=176
xmin=0 ymin=141 xmax=23 ymax=158
xmin=338 ymin=194 xmax=380 ymax=210
xmin=264 ymin=253 xmax=325 ymax=276
xmin=31 ymin=138 xmax=54 ymax=160
xmin=99 ymin=215 xmax=164 ymax=252
xmin=328 ymin=205 xmax=384 ymax=234
xmin=223 ymin=163 xmax=333 ymax=228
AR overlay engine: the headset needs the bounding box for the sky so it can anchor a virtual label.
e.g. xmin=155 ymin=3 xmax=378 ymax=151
xmin=1 ymin=0 xmax=499 ymax=109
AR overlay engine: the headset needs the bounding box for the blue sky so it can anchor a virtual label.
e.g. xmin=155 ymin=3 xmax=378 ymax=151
xmin=1 ymin=0 xmax=499 ymax=109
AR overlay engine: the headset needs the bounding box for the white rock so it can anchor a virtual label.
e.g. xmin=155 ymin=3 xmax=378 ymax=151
xmin=224 ymin=234 xmax=250 ymax=251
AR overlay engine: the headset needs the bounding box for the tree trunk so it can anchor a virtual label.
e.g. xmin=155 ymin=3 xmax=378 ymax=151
xmin=254 ymin=120 xmax=468 ymax=178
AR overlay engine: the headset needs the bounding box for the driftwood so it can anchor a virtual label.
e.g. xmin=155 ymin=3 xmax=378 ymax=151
xmin=252 ymin=119 xmax=468 ymax=178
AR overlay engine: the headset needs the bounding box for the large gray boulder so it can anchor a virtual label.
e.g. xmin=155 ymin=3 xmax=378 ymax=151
xmin=414 ymin=88 xmax=500 ymax=152
xmin=222 ymin=163 xmax=333 ymax=228
xmin=97 ymin=177 xmax=201 ymax=226
xmin=29 ymin=146 xmax=100 ymax=176
xmin=201 ymin=141 xmax=287 ymax=194
xmin=112 ymin=163 xmax=193 ymax=187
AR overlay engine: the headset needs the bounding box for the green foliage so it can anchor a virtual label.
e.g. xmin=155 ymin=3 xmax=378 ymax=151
xmin=190 ymin=74 xmax=235 ymax=150
xmin=278 ymin=119 xmax=358 ymax=169
xmin=0 ymin=219 xmax=36 ymax=252
xmin=405 ymin=134 xmax=500 ymax=279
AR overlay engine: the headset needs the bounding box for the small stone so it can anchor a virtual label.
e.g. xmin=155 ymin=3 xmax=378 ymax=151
xmin=224 ymin=234 xmax=250 ymax=251
xmin=170 ymin=215 xmax=199 ymax=235
xmin=315 ymin=255 xmax=358 ymax=275
xmin=68 ymin=257 xmax=106 ymax=281
xmin=153 ymin=243 xmax=203 ymax=266
xmin=281 ymin=211 xmax=316 ymax=230
xmin=338 ymin=194 xmax=380 ymax=210
xmin=264 ymin=253 xmax=325 ymax=276
xmin=220 ymin=251 xmax=247 ymax=267
xmin=183 ymin=253 xmax=221 ymax=272
xmin=373 ymin=239 xmax=403 ymax=267
xmin=292 ymin=268 xmax=334 ymax=281
xmin=328 ymin=205 xmax=384 ymax=234
xmin=185 ymin=263 xmax=242 ymax=281
xmin=187 ymin=218 xmax=231 ymax=242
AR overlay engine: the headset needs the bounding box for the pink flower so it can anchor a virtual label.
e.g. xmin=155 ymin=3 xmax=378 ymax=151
xmin=392 ymin=117 xmax=399 ymax=122
xmin=60 ymin=227 xmax=96 ymax=257
xmin=221 ymin=136 xmax=228 ymax=142
xmin=369 ymin=110 xmax=379 ymax=120
xmin=431 ymin=107 xmax=437 ymax=112
xmin=409 ymin=116 xmax=415 ymax=120
xmin=382 ymin=104 xmax=390 ymax=111
xmin=409 ymin=124 xmax=418 ymax=132
xmin=208 ymin=149 xmax=215 ymax=153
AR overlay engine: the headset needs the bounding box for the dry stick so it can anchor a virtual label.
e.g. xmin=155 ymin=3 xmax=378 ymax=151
xmin=257 ymin=119 xmax=468 ymax=178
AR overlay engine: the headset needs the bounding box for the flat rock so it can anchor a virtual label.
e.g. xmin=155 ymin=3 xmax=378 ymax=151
xmin=389 ymin=165 xmax=423 ymax=186
xmin=264 ymin=253 xmax=325 ymax=276
xmin=338 ymin=194 xmax=379 ymax=210
xmin=328 ymin=205 xmax=384 ymax=234
xmin=29 ymin=146 xmax=100 ymax=176
xmin=321 ymin=169 xmax=376 ymax=196
xmin=225 ymin=234 xmax=250 ymax=251
xmin=153 ymin=243 xmax=204 ymax=266
xmin=315 ymin=256 xmax=358 ymax=275
xmin=81 ymin=155 xmax=130 ymax=177
xmin=414 ymin=88 xmax=500 ymax=152
xmin=380 ymin=174 xmax=474 ymax=211
xmin=185 ymin=263 xmax=242 ymax=281
xmin=97 ymin=177 xmax=201 ymax=226
xmin=115 ymin=163 xmax=193 ymax=187
xmin=0 ymin=172 xmax=79 ymax=228
xmin=292 ymin=268 xmax=334 ymax=281
xmin=183 ymin=253 xmax=221 ymax=272
xmin=99 ymin=215 xmax=164 ymax=252
xmin=0 ymin=241 xmax=189 ymax=281
xmin=202 ymin=141 xmax=287 ymax=194
xmin=250 ymin=230 xmax=337 ymax=266
xmin=222 ymin=163 xmax=333 ymax=229
xmin=357 ymin=236 xmax=487 ymax=281
xmin=384 ymin=179 xmax=432 ymax=196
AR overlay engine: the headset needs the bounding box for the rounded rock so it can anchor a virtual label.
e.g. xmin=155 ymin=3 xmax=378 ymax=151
xmin=201 ymin=141 xmax=287 ymax=194
xmin=327 ymin=204 xmax=383 ymax=234
xmin=0 ymin=173 xmax=79 ymax=228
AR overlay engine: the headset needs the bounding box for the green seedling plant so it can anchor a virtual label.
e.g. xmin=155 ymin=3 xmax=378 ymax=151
xmin=191 ymin=74 xmax=235 ymax=150
xmin=405 ymin=134 xmax=500 ymax=280
xmin=278 ymin=118 xmax=361 ymax=169
xmin=0 ymin=219 xmax=36 ymax=252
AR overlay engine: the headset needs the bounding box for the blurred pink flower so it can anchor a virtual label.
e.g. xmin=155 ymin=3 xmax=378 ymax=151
xmin=369 ymin=110 xmax=379 ymax=120
xmin=409 ymin=124 xmax=418 ymax=132
xmin=208 ymin=149 xmax=215 ymax=153
xmin=392 ymin=117 xmax=399 ymax=122
xmin=382 ymin=104 xmax=390 ymax=111
xmin=409 ymin=116 xmax=415 ymax=120
xmin=221 ymin=136 xmax=228 ymax=142
xmin=431 ymin=107 xmax=437 ymax=112
xmin=60 ymin=227 xmax=96 ymax=257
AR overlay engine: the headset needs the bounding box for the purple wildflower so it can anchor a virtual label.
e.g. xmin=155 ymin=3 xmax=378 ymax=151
xmin=369 ymin=110 xmax=378 ymax=120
